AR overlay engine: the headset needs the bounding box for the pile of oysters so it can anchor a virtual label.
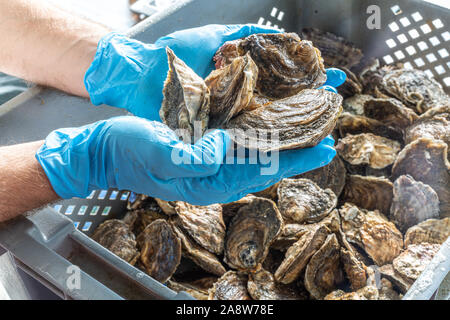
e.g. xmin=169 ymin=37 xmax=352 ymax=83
xmin=91 ymin=29 xmax=450 ymax=300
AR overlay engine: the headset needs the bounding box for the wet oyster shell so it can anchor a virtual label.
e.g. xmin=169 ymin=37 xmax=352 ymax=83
xmin=205 ymin=53 xmax=258 ymax=127
xmin=404 ymin=218 xmax=450 ymax=247
xmin=324 ymin=286 xmax=379 ymax=300
xmin=173 ymin=202 xmax=225 ymax=255
xmin=305 ymin=234 xmax=344 ymax=299
xmin=137 ymin=219 xmax=181 ymax=282
xmin=160 ymin=47 xmax=210 ymax=141
xmin=214 ymin=33 xmax=326 ymax=99
xmin=277 ymin=178 xmax=337 ymax=223
xmin=391 ymin=138 xmax=450 ymax=217
xmin=341 ymin=175 xmax=393 ymax=216
xmin=340 ymin=247 xmax=368 ymax=291
xmin=390 ymin=175 xmax=440 ymax=232
xmin=339 ymin=203 xmax=403 ymax=266
xmin=92 ymin=220 xmax=139 ymax=265
xmin=225 ymin=89 xmax=343 ymax=152
xmin=209 ymin=271 xmax=251 ymax=300
xmin=343 ymin=94 xmax=373 ymax=115
xmin=247 ymin=269 xmax=306 ymax=300
xmin=224 ymin=197 xmax=283 ymax=271
xmin=363 ymin=98 xmax=419 ymax=130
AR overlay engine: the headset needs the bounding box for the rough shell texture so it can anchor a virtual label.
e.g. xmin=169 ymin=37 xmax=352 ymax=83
xmin=324 ymin=286 xmax=379 ymax=300
xmin=341 ymin=175 xmax=393 ymax=216
xmin=343 ymin=94 xmax=373 ymax=115
xmin=379 ymin=264 xmax=413 ymax=294
xmin=337 ymin=133 xmax=401 ymax=170
xmin=277 ymin=178 xmax=337 ymax=223
xmin=340 ymin=247 xmax=368 ymax=291
xmin=174 ymin=202 xmax=226 ymax=255
xmin=305 ymin=233 xmax=344 ymax=299
xmin=205 ymin=53 xmax=258 ymax=127
xmin=404 ymin=218 xmax=450 ymax=247
xmin=225 ymin=89 xmax=343 ymax=152
xmin=214 ymin=33 xmax=327 ymax=99
xmin=247 ymin=269 xmax=306 ymax=300
xmin=272 ymin=223 xmax=318 ymax=251
xmin=209 ymin=271 xmax=251 ymax=300
xmin=275 ymin=224 xmax=330 ymax=284
xmin=137 ymin=219 xmax=181 ymax=283
xmin=390 ymin=175 xmax=440 ymax=232
xmin=225 ymin=197 xmax=283 ymax=271
xmin=160 ymin=47 xmax=210 ymax=141
xmin=339 ymin=203 xmax=403 ymax=266
xmin=363 ymin=98 xmax=419 ymax=130
xmin=392 ymin=243 xmax=441 ymax=281
xmin=391 ymin=138 xmax=450 ymax=217
xmin=92 ymin=220 xmax=139 ymax=264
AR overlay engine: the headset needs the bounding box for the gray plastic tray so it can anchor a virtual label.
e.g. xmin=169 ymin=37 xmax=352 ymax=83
xmin=0 ymin=0 xmax=448 ymax=299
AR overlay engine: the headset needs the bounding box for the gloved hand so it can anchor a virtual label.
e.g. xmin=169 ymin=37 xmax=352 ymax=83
xmin=36 ymin=116 xmax=336 ymax=205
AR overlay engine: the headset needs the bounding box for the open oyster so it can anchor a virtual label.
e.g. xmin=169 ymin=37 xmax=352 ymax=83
xmin=340 ymin=247 xmax=368 ymax=291
xmin=275 ymin=224 xmax=330 ymax=284
xmin=277 ymin=178 xmax=337 ymax=223
xmin=214 ymin=33 xmax=326 ymax=99
xmin=363 ymin=98 xmax=418 ymax=130
xmin=136 ymin=219 xmax=181 ymax=282
xmin=391 ymin=138 xmax=450 ymax=217
xmin=390 ymin=175 xmax=440 ymax=232
xmin=247 ymin=269 xmax=306 ymax=300
xmin=405 ymin=218 xmax=450 ymax=247
xmin=341 ymin=175 xmax=393 ymax=216
xmin=324 ymin=286 xmax=379 ymax=300
xmin=173 ymin=202 xmax=225 ymax=255
xmin=224 ymin=197 xmax=283 ymax=271
xmin=301 ymin=28 xmax=363 ymax=69
xmin=160 ymin=47 xmax=210 ymax=141
xmin=209 ymin=271 xmax=251 ymax=300
xmin=205 ymin=52 xmax=258 ymax=127
xmin=305 ymin=233 xmax=344 ymax=299
xmin=343 ymin=94 xmax=373 ymax=115
xmin=339 ymin=203 xmax=403 ymax=266
xmin=225 ymin=89 xmax=343 ymax=152
xmin=92 ymin=220 xmax=139 ymax=265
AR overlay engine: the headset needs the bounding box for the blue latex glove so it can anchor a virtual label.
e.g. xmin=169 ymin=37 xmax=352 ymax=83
xmin=85 ymin=24 xmax=281 ymax=121
xmin=36 ymin=117 xmax=336 ymax=205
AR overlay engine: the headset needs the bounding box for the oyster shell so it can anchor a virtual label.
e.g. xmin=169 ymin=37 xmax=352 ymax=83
xmin=247 ymin=269 xmax=306 ymax=300
xmin=275 ymin=224 xmax=330 ymax=284
xmin=341 ymin=175 xmax=393 ymax=216
xmin=252 ymin=182 xmax=279 ymax=201
xmin=136 ymin=219 xmax=181 ymax=282
xmin=155 ymin=198 xmax=177 ymax=215
xmin=338 ymin=67 xmax=363 ymax=98
xmin=343 ymin=94 xmax=373 ymax=115
xmin=305 ymin=233 xmax=344 ymax=299
xmin=167 ymin=279 xmax=211 ymax=300
xmin=272 ymin=223 xmax=317 ymax=251
xmin=209 ymin=271 xmax=251 ymax=300
xmin=324 ymin=286 xmax=379 ymax=300
xmin=173 ymin=202 xmax=225 ymax=255
xmin=214 ymin=33 xmax=327 ymax=99
xmin=225 ymin=89 xmax=343 ymax=152
xmin=160 ymin=47 xmax=210 ymax=141
xmin=221 ymin=194 xmax=256 ymax=225
xmin=404 ymin=218 xmax=450 ymax=247
xmin=379 ymin=264 xmax=413 ymax=294
xmin=339 ymin=203 xmax=403 ymax=266
xmin=391 ymin=138 xmax=450 ymax=217
xmin=277 ymin=178 xmax=337 ymax=223
xmin=378 ymin=278 xmax=401 ymax=300
xmin=363 ymin=98 xmax=419 ymax=130
xmin=92 ymin=220 xmax=139 ymax=265
xmin=340 ymin=247 xmax=368 ymax=291
xmin=390 ymin=175 xmax=440 ymax=232
xmin=205 ymin=52 xmax=258 ymax=127
xmin=224 ymin=197 xmax=283 ymax=271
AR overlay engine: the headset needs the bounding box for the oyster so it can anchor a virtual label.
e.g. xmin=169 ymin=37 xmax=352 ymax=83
xmin=205 ymin=52 xmax=258 ymax=127
xmin=247 ymin=269 xmax=306 ymax=300
xmin=221 ymin=194 xmax=256 ymax=225
xmin=272 ymin=223 xmax=317 ymax=251
xmin=324 ymin=286 xmax=379 ymax=300
xmin=209 ymin=271 xmax=251 ymax=300
xmin=363 ymin=98 xmax=419 ymax=130
xmin=167 ymin=279 xmax=211 ymax=300
xmin=301 ymin=28 xmax=363 ymax=69
xmin=155 ymin=198 xmax=177 ymax=215
xmin=305 ymin=234 xmax=344 ymax=299
xmin=391 ymin=138 xmax=450 ymax=217
xmin=136 ymin=219 xmax=181 ymax=282
xmin=214 ymin=33 xmax=326 ymax=99
xmin=92 ymin=220 xmax=139 ymax=265
xmin=343 ymin=94 xmax=373 ymax=115
xmin=339 ymin=203 xmax=403 ymax=266
xmin=338 ymin=67 xmax=363 ymax=98
xmin=390 ymin=175 xmax=440 ymax=232
xmin=295 ymin=155 xmax=346 ymax=197
xmin=275 ymin=224 xmax=330 ymax=284
xmin=379 ymin=264 xmax=413 ymax=294
xmin=341 ymin=175 xmax=393 ymax=216
xmin=336 ymin=133 xmax=401 ymax=170
xmin=173 ymin=202 xmax=225 ymax=255
xmin=340 ymin=247 xmax=368 ymax=291
xmin=225 ymin=89 xmax=343 ymax=152
xmin=378 ymin=278 xmax=401 ymax=300
xmin=277 ymin=178 xmax=337 ymax=223
xmin=224 ymin=197 xmax=283 ymax=271
xmin=160 ymin=47 xmax=210 ymax=141
xmin=404 ymin=218 xmax=450 ymax=247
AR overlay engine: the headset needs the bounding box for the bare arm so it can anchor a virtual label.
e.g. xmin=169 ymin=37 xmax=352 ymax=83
xmin=0 ymin=0 xmax=109 ymax=97
xmin=0 ymin=141 xmax=59 ymax=222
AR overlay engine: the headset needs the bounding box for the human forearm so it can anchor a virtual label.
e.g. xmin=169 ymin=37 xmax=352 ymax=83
xmin=0 ymin=0 xmax=109 ymax=97
xmin=0 ymin=141 xmax=59 ymax=222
